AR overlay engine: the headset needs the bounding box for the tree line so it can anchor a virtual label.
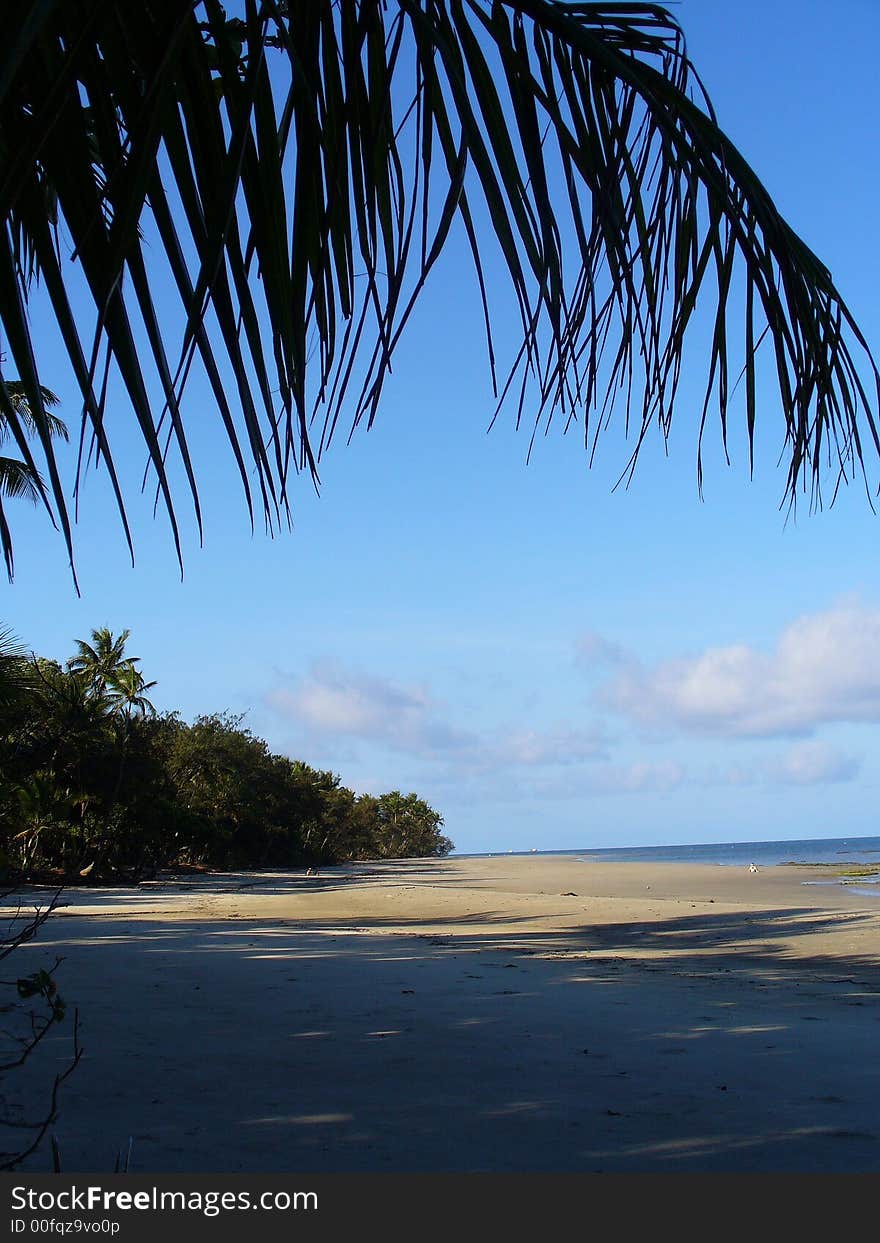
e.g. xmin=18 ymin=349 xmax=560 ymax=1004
xmin=0 ymin=627 xmax=452 ymax=882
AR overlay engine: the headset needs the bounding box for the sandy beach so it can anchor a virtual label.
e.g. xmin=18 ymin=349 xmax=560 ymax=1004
xmin=5 ymin=854 xmax=880 ymax=1173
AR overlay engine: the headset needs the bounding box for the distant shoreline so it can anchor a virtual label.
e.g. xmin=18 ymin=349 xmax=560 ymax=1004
xmin=455 ymin=833 xmax=880 ymax=868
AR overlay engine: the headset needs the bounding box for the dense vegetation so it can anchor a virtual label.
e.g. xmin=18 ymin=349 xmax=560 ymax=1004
xmin=0 ymin=627 xmax=452 ymax=883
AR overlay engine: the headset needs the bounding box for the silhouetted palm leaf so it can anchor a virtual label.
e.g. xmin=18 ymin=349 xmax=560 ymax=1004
xmin=0 ymin=625 xmax=33 ymax=710
xmin=0 ymin=457 xmax=43 ymax=504
xmin=2 ymin=1 xmax=877 ymax=581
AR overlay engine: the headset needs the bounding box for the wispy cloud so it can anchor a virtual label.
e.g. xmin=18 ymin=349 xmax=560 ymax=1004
xmin=764 ymin=740 xmax=861 ymax=786
xmin=427 ymin=759 xmax=684 ymax=806
xmin=267 ymin=663 xmax=474 ymax=756
xmin=586 ymin=760 xmax=687 ymax=794
xmin=267 ymin=662 xmax=608 ymax=771
xmin=262 ymin=608 xmax=868 ymax=813
xmin=575 ymin=630 xmax=629 ymax=669
xmin=701 ymin=741 xmax=861 ymax=788
xmin=480 ymin=726 xmax=607 ymax=769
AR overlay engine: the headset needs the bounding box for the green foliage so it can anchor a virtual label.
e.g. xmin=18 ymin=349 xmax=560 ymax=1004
xmin=0 ymin=627 xmax=451 ymax=881
xmin=0 ymin=626 xmax=33 ymax=709
xmin=354 ymin=791 xmax=454 ymax=860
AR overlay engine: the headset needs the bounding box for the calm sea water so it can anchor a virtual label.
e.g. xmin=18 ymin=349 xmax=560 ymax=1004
xmin=472 ymin=835 xmax=880 ymax=867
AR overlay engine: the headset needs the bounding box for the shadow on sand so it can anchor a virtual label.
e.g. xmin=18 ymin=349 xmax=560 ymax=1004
xmin=6 ymin=886 xmax=880 ymax=1175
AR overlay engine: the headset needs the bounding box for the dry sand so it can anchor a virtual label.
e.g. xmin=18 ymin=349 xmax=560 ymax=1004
xmin=5 ymin=854 xmax=880 ymax=1172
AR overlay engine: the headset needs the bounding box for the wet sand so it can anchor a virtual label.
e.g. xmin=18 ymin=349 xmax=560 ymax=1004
xmin=5 ymin=854 xmax=880 ymax=1172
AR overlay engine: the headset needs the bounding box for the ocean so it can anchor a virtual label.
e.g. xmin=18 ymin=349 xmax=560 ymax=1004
xmin=472 ymin=834 xmax=880 ymax=868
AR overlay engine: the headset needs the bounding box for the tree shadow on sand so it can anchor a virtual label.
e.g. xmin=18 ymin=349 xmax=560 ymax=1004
xmin=8 ymin=897 xmax=880 ymax=1174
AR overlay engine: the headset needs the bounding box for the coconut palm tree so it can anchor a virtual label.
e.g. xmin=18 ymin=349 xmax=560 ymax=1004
xmin=0 ymin=381 xmax=67 ymax=578
xmin=0 ymin=383 xmax=66 ymax=501
xmin=67 ymin=628 xmax=138 ymax=696
xmin=106 ymin=664 xmax=157 ymax=721
xmin=2 ymin=3 xmax=878 ymax=580
xmin=0 ymin=624 xmax=33 ymax=713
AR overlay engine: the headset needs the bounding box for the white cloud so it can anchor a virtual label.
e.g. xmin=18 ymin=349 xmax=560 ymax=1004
xmin=267 ymin=663 xmax=474 ymax=756
xmin=594 ymin=601 xmax=880 ymax=737
xmin=263 ymin=608 xmax=869 ymax=809
xmin=267 ymin=663 xmax=607 ymax=770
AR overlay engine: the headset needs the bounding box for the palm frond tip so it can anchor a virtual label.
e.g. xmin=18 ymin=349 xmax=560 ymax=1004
xmin=1 ymin=0 xmax=877 ymax=576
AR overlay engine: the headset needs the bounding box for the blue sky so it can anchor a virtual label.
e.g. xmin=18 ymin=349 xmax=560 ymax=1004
xmin=5 ymin=0 xmax=880 ymax=855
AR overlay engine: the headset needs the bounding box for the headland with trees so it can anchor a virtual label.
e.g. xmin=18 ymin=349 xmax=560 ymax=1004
xmin=0 ymin=626 xmax=452 ymax=885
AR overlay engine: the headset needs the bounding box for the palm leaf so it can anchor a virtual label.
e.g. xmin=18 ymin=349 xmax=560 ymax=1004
xmin=1 ymin=0 xmax=877 ymax=581
xmin=1 ymin=382 xmax=66 ymax=440
xmin=0 ymin=455 xmax=44 ymax=503
xmin=0 ymin=376 xmax=67 ymax=577
xmin=0 ymin=623 xmax=33 ymax=710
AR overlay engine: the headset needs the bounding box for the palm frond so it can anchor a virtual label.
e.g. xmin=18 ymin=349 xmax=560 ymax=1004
xmin=1 ymin=1 xmax=877 ymax=580
xmin=0 ymin=455 xmax=43 ymax=503
xmin=0 ymin=623 xmax=34 ymax=709
xmin=67 ymin=628 xmax=135 ymax=691
xmin=0 ymin=376 xmax=66 ymax=576
xmin=107 ymin=663 xmax=158 ymax=718
xmin=1 ymin=382 xmax=66 ymax=441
